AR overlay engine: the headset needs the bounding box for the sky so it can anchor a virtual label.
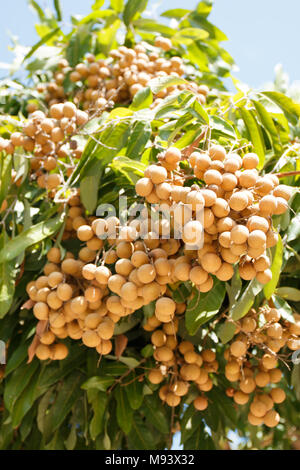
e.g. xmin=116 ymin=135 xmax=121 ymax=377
xmin=0 ymin=0 xmax=299 ymax=88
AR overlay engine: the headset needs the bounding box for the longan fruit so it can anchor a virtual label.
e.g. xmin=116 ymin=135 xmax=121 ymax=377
xmin=270 ymin=387 xmax=286 ymax=404
xmin=263 ymin=409 xmax=280 ymax=428
xmin=120 ymin=282 xmax=138 ymax=301
xmin=231 ymin=225 xmax=249 ymax=245
xmin=61 ymin=258 xmax=79 ymax=275
xmin=212 ymin=198 xmax=230 ymax=218
xmin=178 ymin=341 xmax=194 ymax=355
xmin=180 ymin=364 xmax=200 ymax=381
xmin=239 ymin=169 xmax=258 ymax=188
xmin=96 ymin=339 xmax=112 ymax=355
xmin=224 ymin=157 xmax=240 ymax=173
xmin=255 ymin=371 xmax=270 ymax=388
xmin=229 ymin=192 xmax=249 ymax=211
xmin=247 ymin=216 xmax=269 ymax=233
xmin=200 ymin=252 xmax=222 ymax=274
xmin=215 ymin=262 xmax=234 ymax=281
xmin=253 ymin=255 xmax=270 ymax=272
xmin=202 ymin=349 xmax=216 ymax=362
xmin=242 ymin=153 xmax=259 ymax=169
xmin=148 ymin=369 xmax=164 ymax=384
xmin=94 ymin=266 xmax=111 ymax=284
xmin=259 ymin=195 xmax=277 ymax=214
xmin=241 ymin=317 xmax=257 ymax=333
xmin=63 ymin=102 xmax=77 ymax=118
xmin=36 ymin=344 xmax=51 ymax=360
xmin=70 ymin=296 xmax=88 ymax=315
xmin=248 ymin=230 xmax=267 ymax=248
xmin=197 ymin=275 xmax=213 ymax=292
xmin=219 ymin=231 xmax=231 ymax=248
xmin=97 ymin=318 xmax=115 ymax=340
xmin=198 ymin=377 xmax=213 ymax=392
xmin=182 ymin=220 xmax=203 ymax=246
xmin=273 ymin=197 xmax=289 ymax=215
xmin=234 ymin=390 xmax=249 ymax=405
xmin=203 ymin=169 xmax=222 ymax=186
xmin=156 ymin=346 xmax=174 ymax=362
xmin=200 ymin=189 xmax=217 ymax=207
xmin=33 ymin=302 xmax=49 ymax=320
xmin=261 ymin=353 xmax=277 ymax=370
xmin=225 ymin=360 xmax=240 ymax=375
xmin=230 ymin=340 xmax=247 ymax=357
xmin=273 ymin=184 xmax=292 ymax=201
xmin=137 ymin=264 xmax=156 ymax=284
xmin=170 ymin=381 xmax=189 ymax=397
xmin=82 ymin=263 xmax=96 ymax=280
xmin=269 ymin=368 xmax=282 ymax=383
xmin=209 ymin=144 xmax=226 ymax=161
xmin=248 ymin=412 xmax=263 ymax=426
xmin=264 ymin=308 xmax=280 ymax=323
xmin=267 ymin=323 xmax=283 ymax=339
xmin=165 ymin=392 xmax=180 ymax=407
xmin=57 ymin=283 xmax=73 ymax=301
xmin=82 ymin=330 xmax=101 ymax=348
xmin=77 ymin=225 xmax=93 ymax=242
xmin=116 ymin=241 xmax=133 ymax=259
xmin=256 ymin=269 xmax=272 ymax=284
xmin=47 ymin=271 xmax=64 ymax=288
xmin=51 ymin=343 xmax=68 ymax=360
xmin=189 ymin=266 xmax=208 ymax=285
xmin=194 ymin=396 xmax=208 ymax=411
xmin=47 ymin=247 xmax=61 ymax=264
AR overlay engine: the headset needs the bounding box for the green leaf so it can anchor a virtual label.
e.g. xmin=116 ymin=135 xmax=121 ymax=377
xmin=150 ymin=76 xmax=187 ymax=95
xmin=262 ymin=91 xmax=300 ymax=126
xmin=0 ymin=233 xmax=17 ymax=318
xmin=23 ymin=28 xmax=61 ymax=62
xmin=217 ymin=321 xmax=236 ymax=344
xmin=173 ymin=27 xmax=209 ymax=45
xmin=54 ymin=0 xmax=62 ymax=21
xmin=43 ymin=373 xmax=83 ymax=442
xmin=275 ymin=287 xmax=300 ymax=302
xmin=210 ymin=115 xmax=236 ymax=139
xmin=230 ymin=279 xmax=263 ymax=321
xmin=123 ymin=0 xmax=147 ymax=26
xmin=125 ymin=372 xmax=144 ymax=410
xmin=264 ymin=235 xmax=283 ymax=299
xmin=161 ymin=9 xmax=190 ymax=19
xmin=291 ymin=365 xmax=300 ymax=401
xmin=80 ymin=160 xmax=102 ymax=213
xmin=81 ymin=376 xmax=114 ymax=392
xmin=190 ymin=99 xmax=209 ymax=124
xmin=128 ymin=414 xmax=158 ymax=450
xmin=272 ymin=295 xmax=295 ymax=323
xmin=141 ymin=395 xmax=169 ymax=434
xmin=115 ymin=385 xmax=133 ymax=434
xmin=111 ymin=0 xmax=124 ymax=12
xmin=126 ymin=120 xmax=151 ymax=157
xmin=240 ymin=108 xmax=265 ymax=169
xmin=89 ymin=391 xmax=108 ymax=440
xmin=252 ymin=99 xmax=282 ymax=154
xmin=130 ymin=87 xmax=153 ymax=111
xmin=4 ymin=361 xmax=39 ymax=413
xmin=0 ymin=213 xmax=64 ymax=264
xmin=185 ymin=281 xmax=226 ymax=335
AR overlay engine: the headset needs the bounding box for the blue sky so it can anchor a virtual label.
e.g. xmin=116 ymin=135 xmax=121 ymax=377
xmin=0 ymin=0 xmax=299 ymax=88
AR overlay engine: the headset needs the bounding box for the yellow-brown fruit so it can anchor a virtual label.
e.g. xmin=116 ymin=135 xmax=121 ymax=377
xmin=155 ymin=346 xmax=174 ymax=362
xmin=52 ymin=343 xmax=68 ymax=360
xmin=239 ymin=262 xmax=256 ymax=281
xmin=229 ymin=192 xmax=249 ymax=212
xmin=135 ymin=177 xmax=153 ymax=197
xmin=180 ymin=364 xmax=200 ymax=381
xmin=255 ymin=371 xmax=270 ymax=388
xmin=178 ymin=341 xmax=194 ymax=355
xmin=250 ymin=400 xmax=267 ymax=418
xmin=239 ymin=169 xmax=258 ymax=188
xmin=273 ymin=184 xmax=292 ymax=201
xmin=256 ymin=269 xmax=272 ymax=284
xmin=82 ymin=330 xmax=101 ymax=348
xmin=269 ymin=368 xmax=282 ymax=383
xmin=96 ymin=339 xmax=112 ymax=355
xmin=36 ymin=344 xmax=51 ymax=360
xmin=231 ymin=225 xmax=249 ymax=244
xmin=47 ymin=247 xmax=61 ymax=264
xmin=40 ymin=330 xmax=56 ymax=345
xmin=267 ymin=323 xmax=283 ymax=339
xmin=165 ymin=392 xmax=181 ymax=407
xmin=263 ymin=409 xmax=280 ymax=428
xmin=270 ymin=387 xmax=286 ymax=404
xmin=97 ymin=318 xmax=115 ymax=340
xmin=241 ymin=317 xmax=257 ymax=333
xmin=215 ymin=262 xmax=234 ymax=281
xmin=33 ymin=302 xmax=49 ymax=320
xmin=56 ymin=283 xmax=73 ymax=301
xmin=200 ymin=253 xmax=222 ymax=274
xmin=234 ymin=391 xmax=249 ymax=405
xmin=193 ymin=396 xmax=208 ymax=411
xmin=148 ymin=369 xmax=164 ymax=384
xmin=262 ymin=353 xmax=278 ymax=370
xmin=209 ymin=145 xmax=226 ymax=161
xmin=230 ymin=340 xmax=247 ymax=358
xmin=248 ymin=412 xmax=263 ymax=426
xmin=242 ymin=153 xmax=259 ymax=169
xmin=189 ymin=266 xmax=208 ymax=285
xmin=70 ymin=296 xmax=88 ymax=315
xmin=203 ymin=169 xmax=222 ymax=186
xmin=170 ymin=381 xmax=189 ymax=397
xmin=61 ymin=258 xmax=79 ymax=275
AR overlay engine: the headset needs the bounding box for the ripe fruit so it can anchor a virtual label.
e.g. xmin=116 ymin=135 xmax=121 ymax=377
xmin=194 ymin=396 xmax=208 ymax=410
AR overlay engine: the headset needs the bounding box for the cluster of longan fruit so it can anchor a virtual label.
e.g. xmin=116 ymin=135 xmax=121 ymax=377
xmin=135 ymin=145 xmax=293 ymax=291
xmin=36 ymin=38 xmax=208 ymax=113
xmin=224 ymin=306 xmax=300 ymax=427
xmin=2 ymin=102 xmax=88 ymax=189
xmin=145 ymin=311 xmax=218 ymax=409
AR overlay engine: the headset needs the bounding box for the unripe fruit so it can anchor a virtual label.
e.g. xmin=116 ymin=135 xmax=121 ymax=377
xmin=194 ymin=396 xmax=208 ymax=411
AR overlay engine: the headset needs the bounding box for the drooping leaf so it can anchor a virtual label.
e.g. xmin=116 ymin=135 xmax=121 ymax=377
xmin=230 ymin=279 xmax=263 ymax=321
xmin=185 ymin=281 xmax=226 ymax=335
xmin=264 ymin=235 xmax=283 ymax=299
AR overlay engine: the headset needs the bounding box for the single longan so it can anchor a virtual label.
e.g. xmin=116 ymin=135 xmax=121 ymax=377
xmin=47 ymin=247 xmax=61 ymax=264
xmin=239 ymin=169 xmax=258 ymax=188
xmin=230 ymin=340 xmax=247 ymax=357
xmin=239 ymin=377 xmax=256 ymax=394
xmin=135 ymin=177 xmax=153 ymax=197
xmin=231 ymin=225 xmax=249 ymax=244
xmin=270 ymin=387 xmax=286 ymax=404
xmin=229 ymin=192 xmax=248 ymax=212
xmin=201 ymin=252 xmax=222 ymax=274
xmin=256 ymin=269 xmax=272 ymax=284
xmin=52 ymin=343 xmax=68 ymax=360
xmin=242 ymin=153 xmax=259 ymax=169
xmin=194 ymin=396 xmax=208 ymax=411
xmin=36 ymin=344 xmax=51 ymax=360
xmin=203 ymin=169 xmax=222 ymax=186
xmin=263 ymin=409 xmax=280 ymax=428
xmin=148 ymin=369 xmax=164 ymax=384
xmin=215 ymin=262 xmax=234 ymax=281
xmin=234 ymin=391 xmax=249 ymax=405
xmin=209 ymin=144 xmax=226 ymax=161
xmin=57 ymin=283 xmax=73 ymax=301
